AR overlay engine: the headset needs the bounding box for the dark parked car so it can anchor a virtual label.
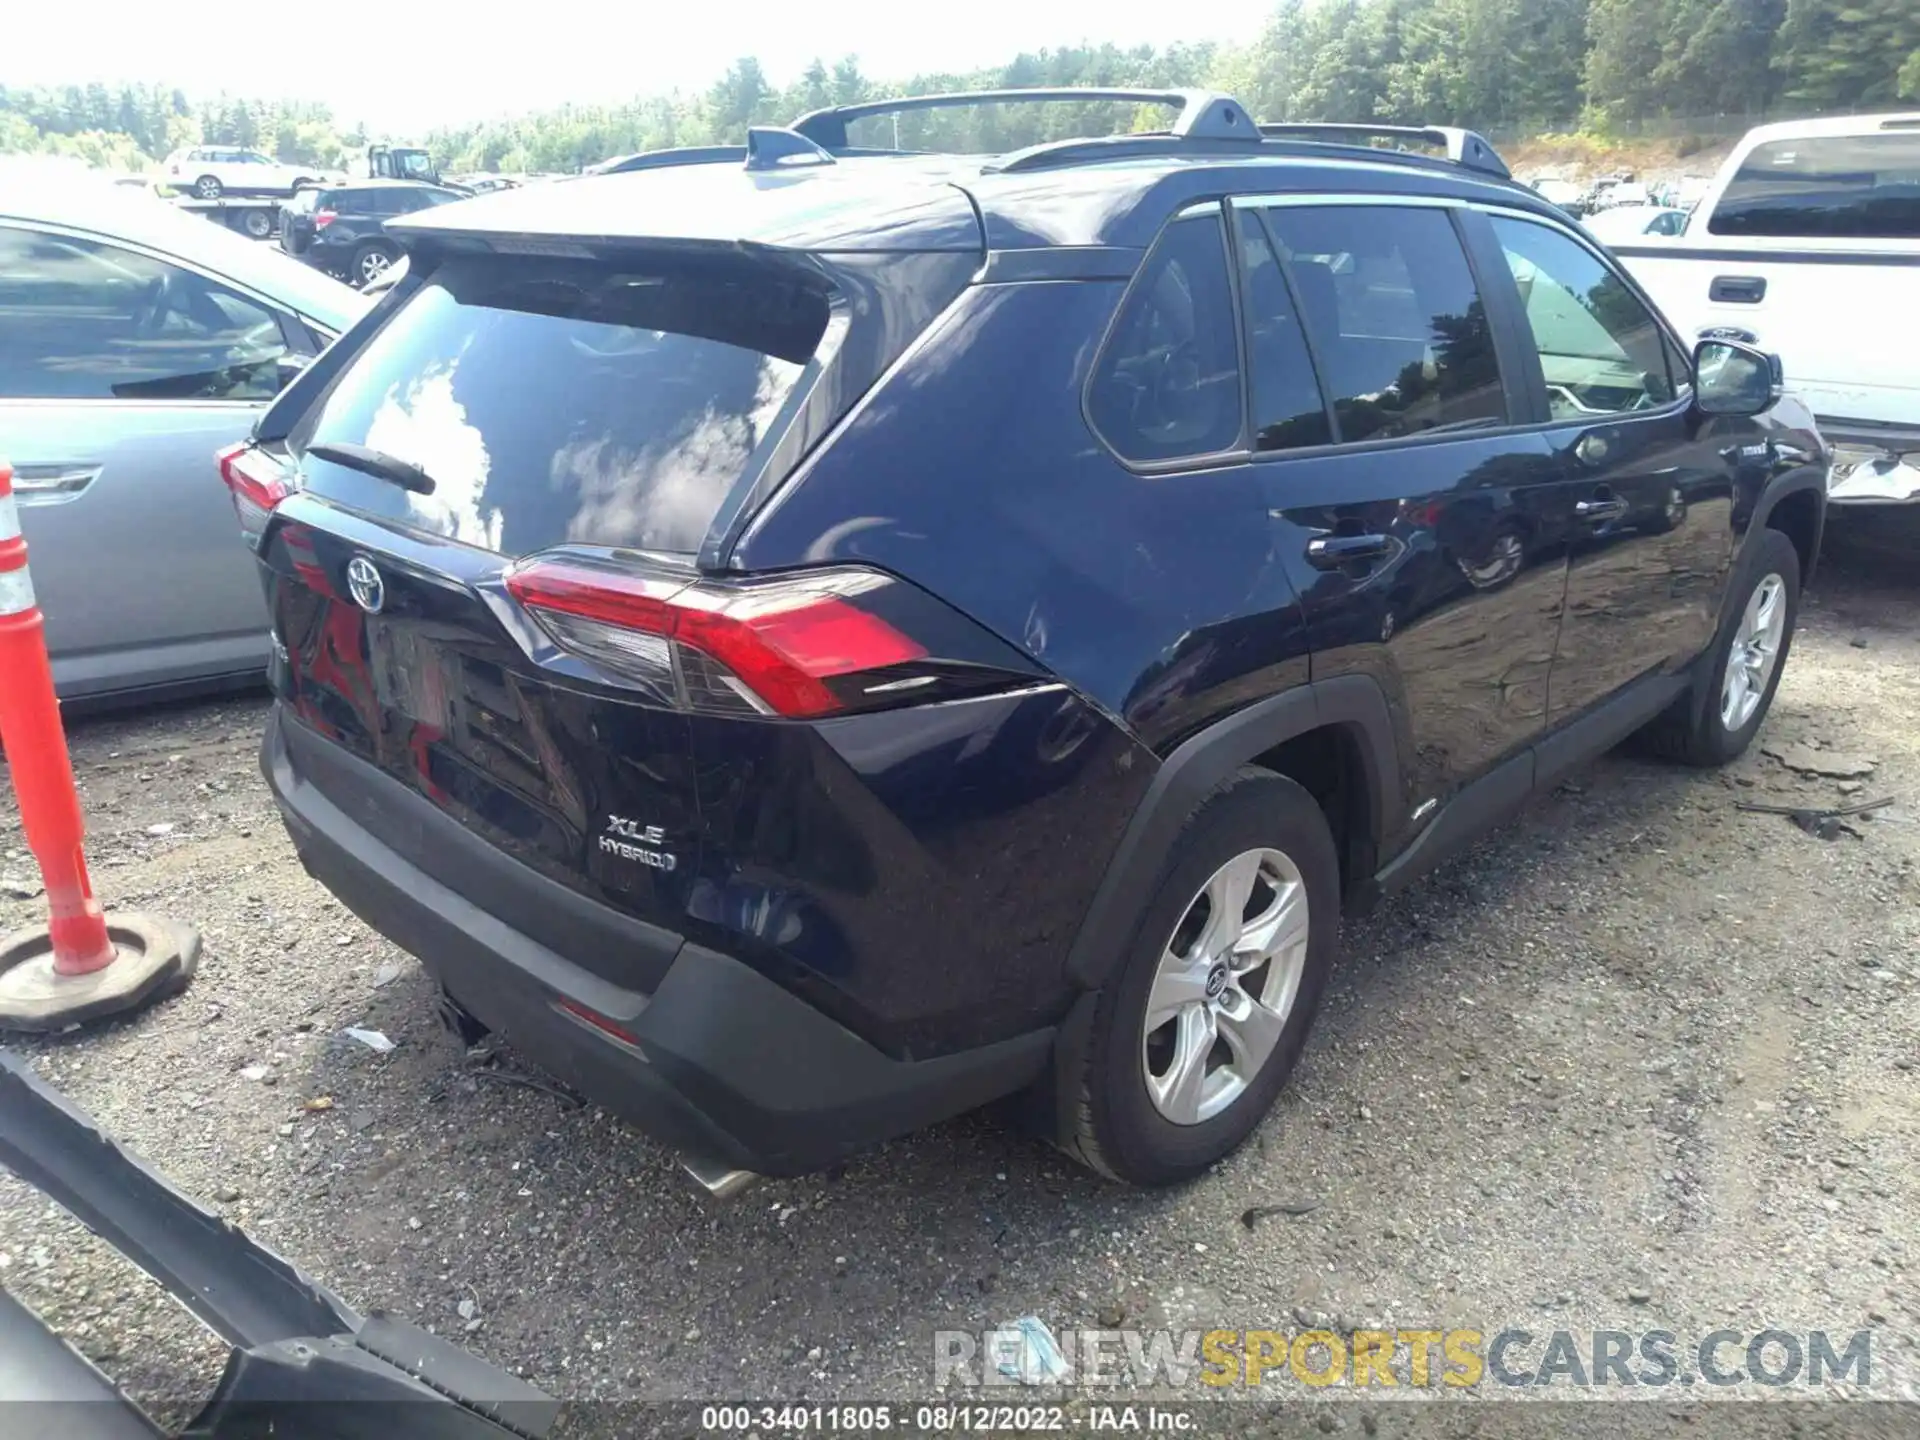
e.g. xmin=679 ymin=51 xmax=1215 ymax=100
xmin=279 ymin=179 xmax=463 ymax=287
xmin=226 ymin=89 xmax=1827 ymax=1192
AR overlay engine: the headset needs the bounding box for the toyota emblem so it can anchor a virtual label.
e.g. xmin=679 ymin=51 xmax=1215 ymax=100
xmin=346 ymin=555 xmax=386 ymax=614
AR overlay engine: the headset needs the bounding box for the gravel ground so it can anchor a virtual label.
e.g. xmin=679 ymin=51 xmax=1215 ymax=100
xmin=2 ymin=512 xmax=1917 ymax=1437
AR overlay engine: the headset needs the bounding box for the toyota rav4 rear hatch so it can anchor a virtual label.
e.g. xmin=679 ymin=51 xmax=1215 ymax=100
xmin=235 ymin=208 xmax=989 ymax=993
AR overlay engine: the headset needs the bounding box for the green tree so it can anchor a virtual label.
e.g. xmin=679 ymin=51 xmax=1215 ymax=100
xmin=1774 ymin=0 xmax=1920 ymax=107
xmin=1652 ymin=0 xmax=1783 ymax=117
xmin=1508 ymin=0 xmax=1589 ymax=128
xmin=707 ymin=56 xmax=777 ymax=138
xmin=1584 ymin=0 xmax=1671 ymax=125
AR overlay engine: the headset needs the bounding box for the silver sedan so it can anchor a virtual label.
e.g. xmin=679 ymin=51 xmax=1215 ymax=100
xmin=0 ymin=174 xmax=365 ymax=702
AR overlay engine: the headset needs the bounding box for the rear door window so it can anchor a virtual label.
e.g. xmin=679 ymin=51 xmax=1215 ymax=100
xmin=1233 ymin=208 xmax=1332 ymax=453
xmin=1260 ymin=205 xmax=1506 ymax=444
xmin=1087 ymin=211 xmax=1243 ymax=464
xmin=288 ymin=254 xmax=830 ymax=555
xmin=1710 ymin=133 xmax=1920 ymax=239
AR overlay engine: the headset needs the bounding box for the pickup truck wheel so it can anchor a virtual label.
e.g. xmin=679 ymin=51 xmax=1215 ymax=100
xmin=1639 ymin=528 xmax=1800 ymax=767
xmin=1057 ymin=769 xmax=1339 ymax=1186
xmin=193 ymin=175 xmax=222 ymax=199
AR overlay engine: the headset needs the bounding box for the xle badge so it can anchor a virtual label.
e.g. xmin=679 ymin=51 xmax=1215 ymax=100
xmin=599 ymin=815 xmax=678 ymax=872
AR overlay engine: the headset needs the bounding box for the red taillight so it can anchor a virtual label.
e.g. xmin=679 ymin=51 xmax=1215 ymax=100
xmin=216 ymin=442 xmax=293 ymax=549
xmin=313 ymin=208 xmax=337 ymax=229
xmin=505 ymin=557 xmax=928 ymax=719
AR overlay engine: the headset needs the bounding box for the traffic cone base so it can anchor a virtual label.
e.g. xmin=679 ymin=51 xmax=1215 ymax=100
xmin=0 ymin=915 xmax=199 ymax=1034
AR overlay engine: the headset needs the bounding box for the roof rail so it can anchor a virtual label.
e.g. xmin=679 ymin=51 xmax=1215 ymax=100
xmin=791 ymin=88 xmax=1257 ymax=150
xmin=744 ymin=126 xmax=837 ymax=171
xmin=589 ymin=144 xmax=745 ymax=177
xmin=581 ymin=96 xmax=1512 ymax=187
xmin=1255 ymin=124 xmax=1510 ymax=178
xmin=989 ymin=134 xmax=1262 ymax=174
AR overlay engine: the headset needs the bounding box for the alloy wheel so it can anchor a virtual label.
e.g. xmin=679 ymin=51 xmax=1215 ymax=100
xmin=1721 ymin=572 xmax=1786 ymax=731
xmin=1141 ymin=847 xmax=1310 ymax=1126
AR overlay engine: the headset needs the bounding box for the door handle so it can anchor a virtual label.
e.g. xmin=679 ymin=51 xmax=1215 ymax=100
xmin=1575 ymin=497 xmax=1629 ymax=523
xmin=1305 ymin=533 xmax=1393 ymax=569
xmin=7 ymin=464 xmax=103 ymax=505
xmin=1708 ymin=275 xmax=1766 ymax=304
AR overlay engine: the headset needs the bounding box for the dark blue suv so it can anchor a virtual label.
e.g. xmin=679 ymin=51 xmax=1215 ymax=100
xmin=225 ymin=89 xmax=1826 ymax=1190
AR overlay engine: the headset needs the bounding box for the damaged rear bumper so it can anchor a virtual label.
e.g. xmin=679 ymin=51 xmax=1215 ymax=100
xmin=0 ymin=1048 xmax=558 ymax=1438
xmin=1824 ymin=418 xmax=1920 ymax=506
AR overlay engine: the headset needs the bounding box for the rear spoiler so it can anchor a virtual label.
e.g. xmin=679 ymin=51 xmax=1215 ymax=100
xmin=0 ymin=1048 xmax=558 ymax=1438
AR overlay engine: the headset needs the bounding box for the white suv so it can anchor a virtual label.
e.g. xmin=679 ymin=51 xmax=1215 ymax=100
xmin=165 ymin=147 xmax=324 ymax=200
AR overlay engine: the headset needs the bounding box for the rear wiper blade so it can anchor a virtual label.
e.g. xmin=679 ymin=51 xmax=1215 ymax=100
xmin=305 ymin=441 xmax=436 ymax=496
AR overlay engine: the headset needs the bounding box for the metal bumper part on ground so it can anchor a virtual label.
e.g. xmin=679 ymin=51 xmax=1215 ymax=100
xmin=0 ymin=1048 xmax=558 ymax=1438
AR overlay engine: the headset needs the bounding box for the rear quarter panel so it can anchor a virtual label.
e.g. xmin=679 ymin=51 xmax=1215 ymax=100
xmin=734 ymin=280 xmax=1313 ymax=752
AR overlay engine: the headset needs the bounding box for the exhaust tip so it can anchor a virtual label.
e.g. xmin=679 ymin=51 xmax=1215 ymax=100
xmin=682 ymin=1154 xmax=760 ymax=1199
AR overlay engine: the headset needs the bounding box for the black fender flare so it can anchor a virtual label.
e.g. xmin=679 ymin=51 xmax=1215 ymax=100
xmin=1745 ymin=464 xmax=1828 ymax=586
xmin=1064 ymin=674 xmax=1404 ymax=992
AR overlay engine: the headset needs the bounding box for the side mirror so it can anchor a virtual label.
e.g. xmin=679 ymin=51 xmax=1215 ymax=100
xmin=1693 ymin=338 xmax=1780 ymax=417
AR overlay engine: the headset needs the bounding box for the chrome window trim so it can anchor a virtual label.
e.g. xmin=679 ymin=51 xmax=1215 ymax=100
xmin=1229 ymin=191 xmax=1463 ymax=211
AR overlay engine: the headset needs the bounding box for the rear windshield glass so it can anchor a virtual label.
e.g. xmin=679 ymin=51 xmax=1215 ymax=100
xmin=289 ymin=255 xmax=828 ymax=555
xmin=1710 ymin=132 xmax=1920 ymax=239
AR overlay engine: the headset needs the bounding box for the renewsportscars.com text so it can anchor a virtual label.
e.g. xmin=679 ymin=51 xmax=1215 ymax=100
xmin=935 ymin=1326 xmax=1874 ymax=1390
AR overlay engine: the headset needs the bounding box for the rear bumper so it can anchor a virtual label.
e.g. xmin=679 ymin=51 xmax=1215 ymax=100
xmin=1819 ymin=416 xmax=1920 ymax=456
xmin=262 ymin=707 xmax=1052 ymax=1177
xmin=1822 ymin=417 xmax=1920 ymax=506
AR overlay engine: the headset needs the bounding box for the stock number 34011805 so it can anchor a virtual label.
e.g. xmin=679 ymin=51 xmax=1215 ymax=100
xmin=701 ymin=1405 xmax=1071 ymax=1432
xmin=701 ymin=1407 xmax=892 ymax=1433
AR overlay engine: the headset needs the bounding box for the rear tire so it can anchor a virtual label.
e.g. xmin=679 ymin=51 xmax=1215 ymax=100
xmin=1638 ymin=528 xmax=1799 ymax=767
xmin=1056 ymin=768 xmax=1340 ymax=1186
xmin=352 ymin=242 xmax=397 ymax=288
xmin=194 ymin=174 xmax=222 ymax=199
xmin=240 ymin=208 xmax=273 ymax=239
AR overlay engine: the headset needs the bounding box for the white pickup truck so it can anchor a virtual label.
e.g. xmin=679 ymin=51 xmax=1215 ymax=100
xmin=1612 ymin=113 xmax=1920 ymax=506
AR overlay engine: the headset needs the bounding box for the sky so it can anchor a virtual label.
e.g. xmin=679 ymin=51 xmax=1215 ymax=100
xmin=7 ymin=0 xmax=1275 ymax=133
